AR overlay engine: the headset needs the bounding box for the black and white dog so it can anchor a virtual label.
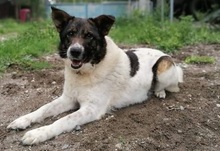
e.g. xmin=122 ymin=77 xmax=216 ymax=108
xmin=7 ymin=7 xmax=183 ymax=145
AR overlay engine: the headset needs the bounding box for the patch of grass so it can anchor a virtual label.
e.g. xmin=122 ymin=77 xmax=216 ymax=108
xmin=1 ymin=15 xmax=220 ymax=73
xmin=184 ymin=55 xmax=215 ymax=64
xmin=118 ymin=136 xmax=126 ymax=145
xmin=110 ymin=15 xmax=220 ymax=53
xmin=0 ymin=19 xmax=32 ymax=34
xmin=0 ymin=20 xmax=58 ymax=72
xmin=22 ymin=61 xmax=52 ymax=70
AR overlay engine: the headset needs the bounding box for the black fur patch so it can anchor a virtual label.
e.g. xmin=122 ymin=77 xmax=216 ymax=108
xmin=125 ymin=50 xmax=139 ymax=77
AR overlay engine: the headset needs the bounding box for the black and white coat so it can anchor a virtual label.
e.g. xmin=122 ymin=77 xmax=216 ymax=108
xmin=7 ymin=7 xmax=183 ymax=145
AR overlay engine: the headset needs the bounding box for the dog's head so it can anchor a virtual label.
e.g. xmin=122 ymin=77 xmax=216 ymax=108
xmin=51 ymin=7 xmax=115 ymax=70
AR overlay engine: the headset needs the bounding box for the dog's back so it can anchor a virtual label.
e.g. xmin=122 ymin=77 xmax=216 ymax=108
xmin=104 ymin=37 xmax=183 ymax=109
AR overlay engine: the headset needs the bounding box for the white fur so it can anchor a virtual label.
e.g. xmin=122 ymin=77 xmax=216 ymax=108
xmin=7 ymin=36 xmax=183 ymax=145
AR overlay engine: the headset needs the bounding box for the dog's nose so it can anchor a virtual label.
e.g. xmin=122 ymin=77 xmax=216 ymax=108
xmin=68 ymin=43 xmax=84 ymax=60
xmin=70 ymin=47 xmax=82 ymax=58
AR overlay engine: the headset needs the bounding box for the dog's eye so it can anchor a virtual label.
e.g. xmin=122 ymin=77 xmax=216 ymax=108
xmin=85 ymin=33 xmax=93 ymax=39
xmin=67 ymin=31 xmax=75 ymax=37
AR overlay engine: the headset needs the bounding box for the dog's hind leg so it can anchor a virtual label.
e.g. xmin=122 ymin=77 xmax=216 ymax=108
xmin=164 ymin=65 xmax=183 ymax=93
xmin=7 ymin=95 xmax=77 ymax=130
xmin=152 ymin=56 xmax=183 ymax=99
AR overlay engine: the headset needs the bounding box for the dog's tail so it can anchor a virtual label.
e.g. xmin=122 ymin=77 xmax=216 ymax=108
xmin=176 ymin=65 xmax=183 ymax=83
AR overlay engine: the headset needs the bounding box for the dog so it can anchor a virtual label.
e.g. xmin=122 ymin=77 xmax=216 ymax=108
xmin=7 ymin=6 xmax=183 ymax=145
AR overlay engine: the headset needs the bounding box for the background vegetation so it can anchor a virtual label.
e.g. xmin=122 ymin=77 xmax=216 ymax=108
xmin=0 ymin=20 xmax=58 ymax=72
xmin=0 ymin=13 xmax=219 ymax=72
xmin=111 ymin=14 xmax=220 ymax=52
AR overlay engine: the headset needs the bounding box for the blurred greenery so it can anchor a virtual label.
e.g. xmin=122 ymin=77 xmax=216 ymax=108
xmin=0 ymin=20 xmax=58 ymax=72
xmin=0 ymin=12 xmax=220 ymax=72
xmin=110 ymin=12 xmax=220 ymax=53
xmin=0 ymin=19 xmax=32 ymax=34
xmin=57 ymin=0 xmax=127 ymax=2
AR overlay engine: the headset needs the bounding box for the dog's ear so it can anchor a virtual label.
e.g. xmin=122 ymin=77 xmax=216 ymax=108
xmin=93 ymin=15 xmax=115 ymax=36
xmin=51 ymin=6 xmax=73 ymax=32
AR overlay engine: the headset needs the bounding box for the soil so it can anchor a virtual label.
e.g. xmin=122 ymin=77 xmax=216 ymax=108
xmin=0 ymin=43 xmax=220 ymax=151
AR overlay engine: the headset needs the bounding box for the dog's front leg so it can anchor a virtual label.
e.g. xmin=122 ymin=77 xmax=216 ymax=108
xmin=7 ymin=94 xmax=76 ymax=130
xmin=21 ymin=103 xmax=106 ymax=145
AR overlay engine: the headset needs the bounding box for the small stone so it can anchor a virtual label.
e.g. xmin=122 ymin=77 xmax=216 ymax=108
xmin=115 ymin=143 xmax=122 ymax=150
xmin=52 ymin=81 xmax=56 ymax=85
xmin=163 ymin=118 xmax=170 ymax=121
xmin=216 ymin=104 xmax=220 ymax=107
xmin=105 ymin=115 xmax=114 ymax=120
xmin=177 ymin=130 xmax=183 ymax=133
xmin=11 ymin=72 xmax=17 ymax=76
xmin=180 ymin=63 xmax=188 ymax=68
xmin=75 ymin=125 xmax=81 ymax=131
xmin=28 ymin=146 xmax=32 ymax=151
xmin=62 ymin=144 xmax=69 ymax=150
xmin=36 ymin=88 xmax=42 ymax=91
xmin=196 ymin=136 xmax=202 ymax=142
xmin=180 ymin=106 xmax=184 ymax=110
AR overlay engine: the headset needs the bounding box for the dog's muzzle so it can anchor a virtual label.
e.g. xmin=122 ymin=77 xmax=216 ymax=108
xmin=67 ymin=43 xmax=85 ymax=69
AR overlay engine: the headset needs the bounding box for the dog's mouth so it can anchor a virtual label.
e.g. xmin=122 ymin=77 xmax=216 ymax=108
xmin=71 ymin=59 xmax=83 ymax=69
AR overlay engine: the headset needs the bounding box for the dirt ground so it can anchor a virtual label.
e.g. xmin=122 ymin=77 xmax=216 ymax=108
xmin=0 ymin=43 xmax=220 ymax=151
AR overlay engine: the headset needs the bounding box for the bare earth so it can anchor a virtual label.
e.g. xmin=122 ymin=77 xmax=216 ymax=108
xmin=0 ymin=44 xmax=220 ymax=151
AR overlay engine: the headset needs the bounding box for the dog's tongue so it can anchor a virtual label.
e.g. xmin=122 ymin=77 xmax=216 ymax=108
xmin=72 ymin=60 xmax=81 ymax=65
xmin=71 ymin=60 xmax=83 ymax=69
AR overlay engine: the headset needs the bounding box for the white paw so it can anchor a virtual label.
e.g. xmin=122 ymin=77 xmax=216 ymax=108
xmin=22 ymin=126 xmax=50 ymax=145
xmin=7 ymin=116 xmax=31 ymax=130
xmin=155 ymin=90 xmax=166 ymax=99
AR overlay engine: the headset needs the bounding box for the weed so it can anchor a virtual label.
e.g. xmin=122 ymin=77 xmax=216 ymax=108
xmin=118 ymin=136 xmax=126 ymax=145
xmin=184 ymin=55 xmax=215 ymax=64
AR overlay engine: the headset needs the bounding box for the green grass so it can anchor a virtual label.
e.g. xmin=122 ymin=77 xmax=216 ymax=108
xmin=0 ymin=19 xmax=32 ymax=34
xmin=0 ymin=20 xmax=58 ymax=72
xmin=184 ymin=55 xmax=215 ymax=64
xmin=0 ymin=15 xmax=220 ymax=72
xmin=110 ymin=16 xmax=220 ymax=53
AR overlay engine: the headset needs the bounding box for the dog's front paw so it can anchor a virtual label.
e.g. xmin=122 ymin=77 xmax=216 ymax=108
xmin=7 ymin=116 xmax=31 ymax=130
xmin=22 ymin=126 xmax=50 ymax=145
